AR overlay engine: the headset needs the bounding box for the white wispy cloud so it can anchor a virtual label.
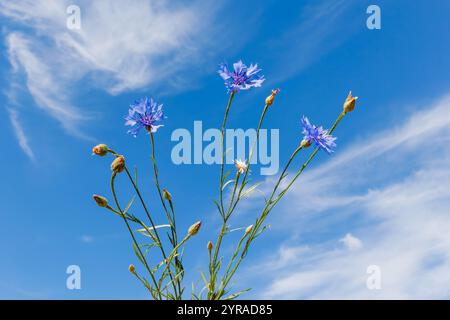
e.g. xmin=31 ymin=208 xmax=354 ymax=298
xmin=339 ymin=233 xmax=363 ymax=251
xmin=6 ymin=32 xmax=89 ymax=137
xmin=1 ymin=0 xmax=225 ymax=155
xmin=7 ymin=108 xmax=35 ymax=161
xmin=240 ymin=94 xmax=450 ymax=299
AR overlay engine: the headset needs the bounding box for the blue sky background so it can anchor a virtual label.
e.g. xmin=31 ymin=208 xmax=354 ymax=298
xmin=1 ymin=0 xmax=450 ymax=299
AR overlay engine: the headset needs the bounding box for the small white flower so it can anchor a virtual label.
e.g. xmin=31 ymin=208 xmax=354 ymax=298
xmin=234 ymin=159 xmax=248 ymax=174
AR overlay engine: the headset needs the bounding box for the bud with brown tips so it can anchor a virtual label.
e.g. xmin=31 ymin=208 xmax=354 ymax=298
xmin=188 ymin=221 xmax=202 ymax=236
xmin=300 ymin=139 xmax=311 ymax=148
xmin=265 ymin=88 xmax=281 ymax=106
xmin=163 ymin=189 xmax=172 ymax=201
xmin=92 ymin=144 xmax=109 ymax=156
xmin=93 ymin=194 xmax=108 ymax=207
xmin=111 ymin=155 xmax=125 ymax=173
xmin=343 ymin=91 xmax=358 ymax=114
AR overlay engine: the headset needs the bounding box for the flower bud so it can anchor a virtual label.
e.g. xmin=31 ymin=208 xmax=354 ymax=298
xmin=188 ymin=221 xmax=201 ymax=236
xmin=207 ymin=241 xmax=213 ymax=252
xmin=300 ymin=139 xmax=311 ymax=148
xmin=93 ymin=194 xmax=108 ymax=207
xmin=92 ymin=144 xmax=109 ymax=156
xmin=265 ymin=88 xmax=281 ymax=106
xmin=111 ymin=155 xmax=125 ymax=173
xmin=343 ymin=91 xmax=358 ymax=114
xmin=128 ymin=264 xmax=136 ymax=273
xmin=163 ymin=189 xmax=172 ymax=201
xmin=244 ymin=224 xmax=253 ymax=236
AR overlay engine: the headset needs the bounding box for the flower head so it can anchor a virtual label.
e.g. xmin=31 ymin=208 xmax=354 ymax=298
xmin=301 ymin=116 xmax=336 ymax=154
xmin=92 ymin=144 xmax=109 ymax=156
xmin=234 ymin=159 xmax=248 ymax=174
xmin=128 ymin=264 xmax=136 ymax=273
xmin=218 ymin=60 xmax=265 ymax=93
xmin=125 ymin=97 xmax=165 ymax=137
xmin=343 ymin=91 xmax=358 ymax=114
xmin=265 ymin=88 xmax=281 ymax=106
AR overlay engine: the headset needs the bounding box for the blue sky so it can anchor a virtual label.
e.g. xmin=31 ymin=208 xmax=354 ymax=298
xmin=1 ymin=0 xmax=450 ymax=299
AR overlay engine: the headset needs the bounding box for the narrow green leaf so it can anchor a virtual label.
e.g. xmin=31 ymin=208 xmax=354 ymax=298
xmin=224 ymin=288 xmax=251 ymax=300
xmin=222 ymin=179 xmax=235 ymax=191
xmin=241 ymin=182 xmax=263 ymax=198
xmin=132 ymin=242 xmax=145 ymax=265
xmin=123 ymin=195 xmax=135 ymax=214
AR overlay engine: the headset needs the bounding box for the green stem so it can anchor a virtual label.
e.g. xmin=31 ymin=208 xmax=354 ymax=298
xmin=209 ymin=92 xmax=235 ymax=298
xmin=123 ymin=167 xmax=178 ymax=297
xmin=209 ymin=101 xmax=269 ymax=299
xmin=149 ymin=132 xmax=181 ymax=298
xmin=225 ymin=172 xmax=241 ymax=219
xmin=223 ymin=111 xmax=347 ymax=293
xmin=219 ymin=92 xmax=236 ymax=216
xmin=229 ymin=103 xmax=269 ymax=216
xmin=215 ymin=234 xmax=247 ymax=299
xmin=110 ymin=173 xmax=161 ymax=300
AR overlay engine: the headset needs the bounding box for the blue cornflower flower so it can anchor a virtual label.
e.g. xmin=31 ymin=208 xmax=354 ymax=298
xmin=218 ymin=60 xmax=265 ymax=93
xmin=125 ymin=97 xmax=165 ymax=137
xmin=301 ymin=116 xmax=336 ymax=154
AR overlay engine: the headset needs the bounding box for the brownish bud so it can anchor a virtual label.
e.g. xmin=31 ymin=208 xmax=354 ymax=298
xmin=188 ymin=221 xmax=202 ymax=236
xmin=343 ymin=91 xmax=358 ymax=114
xmin=128 ymin=264 xmax=136 ymax=273
xmin=163 ymin=189 xmax=172 ymax=201
xmin=265 ymin=88 xmax=281 ymax=106
xmin=92 ymin=144 xmax=109 ymax=156
xmin=207 ymin=241 xmax=213 ymax=252
xmin=93 ymin=194 xmax=108 ymax=207
xmin=300 ymin=139 xmax=311 ymax=148
xmin=111 ymin=155 xmax=125 ymax=173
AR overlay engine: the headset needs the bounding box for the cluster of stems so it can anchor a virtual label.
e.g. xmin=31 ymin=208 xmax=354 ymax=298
xmin=94 ymin=89 xmax=354 ymax=300
xmin=206 ymin=92 xmax=348 ymax=300
xmin=94 ymin=133 xmax=195 ymax=300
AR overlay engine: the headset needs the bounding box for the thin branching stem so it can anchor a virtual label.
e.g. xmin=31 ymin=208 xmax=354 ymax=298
xmin=209 ymin=92 xmax=235 ymax=298
xmin=122 ymin=166 xmax=179 ymax=298
xmin=209 ymin=101 xmax=270 ymax=299
xmin=149 ymin=132 xmax=181 ymax=298
xmin=110 ymin=173 xmax=161 ymax=300
xmin=219 ymin=92 xmax=236 ymax=214
xmin=218 ymin=111 xmax=347 ymax=297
